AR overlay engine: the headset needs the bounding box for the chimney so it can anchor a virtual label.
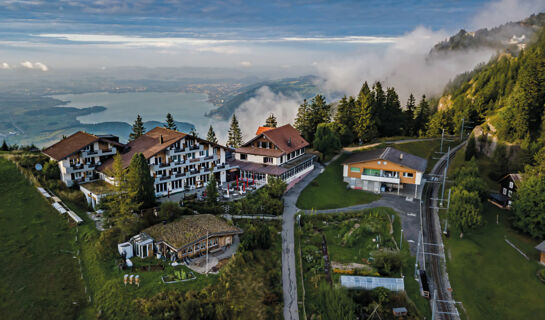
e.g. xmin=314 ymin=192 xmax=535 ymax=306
xmin=400 ymin=153 xmax=404 ymax=160
xmin=159 ymin=135 xmax=164 ymax=144
xmin=288 ymin=137 xmax=292 ymax=147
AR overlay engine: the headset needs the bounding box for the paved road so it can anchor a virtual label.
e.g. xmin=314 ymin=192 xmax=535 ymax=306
xmin=343 ymin=138 xmax=438 ymax=152
xmin=281 ymin=163 xmax=324 ymax=320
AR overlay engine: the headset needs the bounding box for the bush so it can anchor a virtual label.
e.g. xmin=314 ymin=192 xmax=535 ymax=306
xmin=371 ymin=249 xmax=403 ymax=276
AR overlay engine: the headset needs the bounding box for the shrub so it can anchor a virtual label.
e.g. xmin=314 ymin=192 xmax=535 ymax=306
xmin=371 ymin=249 xmax=403 ymax=276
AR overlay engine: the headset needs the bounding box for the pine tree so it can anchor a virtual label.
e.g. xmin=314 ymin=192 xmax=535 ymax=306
xmin=206 ymin=125 xmax=218 ymax=144
xmin=265 ymin=114 xmax=278 ymax=128
xmin=382 ymin=87 xmax=404 ymax=136
xmin=189 ymin=127 xmax=198 ymax=138
xmin=354 ymin=86 xmax=378 ymax=143
xmin=129 ymin=115 xmax=145 ymax=141
xmin=206 ymin=173 xmax=219 ymax=205
xmin=104 ymin=153 xmax=139 ymax=221
xmin=1 ymin=140 xmax=8 ymax=151
xmin=227 ymin=114 xmax=243 ymax=147
xmin=294 ymin=99 xmax=312 ymax=142
xmin=165 ymin=113 xmax=177 ymax=130
xmin=127 ymin=153 xmax=156 ymax=209
xmin=414 ymin=95 xmax=430 ymax=136
xmin=307 ymin=95 xmax=331 ymax=144
xmin=404 ymin=93 xmax=417 ymax=136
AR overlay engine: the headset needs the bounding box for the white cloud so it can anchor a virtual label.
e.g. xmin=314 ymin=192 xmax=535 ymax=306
xmin=20 ymin=60 xmax=33 ymax=68
xmin=471 ymin=0 xmax=545 ymax=29
xmin=239 ymin=61 xmax=252 ymax=67
xmin=0 ymin=62 xmax=9 ymax=69
xmin=281 ymin=35 xmax=399 ymax=44
xmin=314 ymin=26 xmax=495 ymax=100
xmin=19 ymin=60 xmax=49 ymax=71
xmin=34 ymin=61 xmax=48 ymax=71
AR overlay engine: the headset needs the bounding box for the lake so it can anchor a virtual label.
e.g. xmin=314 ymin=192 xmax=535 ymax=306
xmin=52 ymin=91 xmax=225 ymax=134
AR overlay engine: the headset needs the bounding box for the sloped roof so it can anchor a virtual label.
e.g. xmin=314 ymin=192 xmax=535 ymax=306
xmin=42 ymin=131 xmax=124 ymax=161
xmin=500 ymin=173 xmax=524 ymax=187
xmin=235 ymin=146 xmax=284 ymax=157
xmin=536 ymin=240 xmax=545 ymax=253
xmin=343 ymin=147 xmax=428 ymax=172
xmin=241 ymin=124 xmax=309 ymax=156
xmin=98 ymin=127 xmax=186 ymax=172
xmin=143 ymin=214 xmax=242 ymax=250
xmin=256 ymin=126 xmax=274 ymax=135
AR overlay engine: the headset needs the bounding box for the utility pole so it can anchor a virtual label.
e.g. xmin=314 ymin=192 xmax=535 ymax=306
xmin=443 ymin=189 xmax=451 ymax=235
xmin=400 ymin=228 xmax=403 ymax=250
xmin=460 ymin=118 xmax=465 ymax=141
xmin=440 ymin=128 xmax=444 ymax=153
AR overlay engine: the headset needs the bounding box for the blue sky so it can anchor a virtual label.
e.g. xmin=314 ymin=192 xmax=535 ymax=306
xmin=0 ymin=0 xmax=543 ymax=71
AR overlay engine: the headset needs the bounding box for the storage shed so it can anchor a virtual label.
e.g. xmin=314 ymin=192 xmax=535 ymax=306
xmin=536 ymin=240 xmax=545 ymax=265
xmin=340 ymin=275 xmax=405 ymax=291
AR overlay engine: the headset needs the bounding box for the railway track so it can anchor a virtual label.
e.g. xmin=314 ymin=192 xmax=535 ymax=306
xmin=422 ymin=142 xmax=465 ymax=320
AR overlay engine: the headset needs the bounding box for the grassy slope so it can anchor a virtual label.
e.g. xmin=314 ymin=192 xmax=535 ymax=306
xmin=0 ymin=158 xmax=86 ymax=320
xmin=444 ymin=149 xmax=545 ymax=320
xmin=445 ymin=202 xmax=545 ymax=320
xmin=392 ymin=139 xmax=459 ymax=172
xmin=296 ymin=154 xmax=380 ymax=210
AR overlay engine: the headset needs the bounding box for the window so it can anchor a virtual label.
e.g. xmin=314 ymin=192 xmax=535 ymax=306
xmin=363 ymin=169 xmax=380 ymax=176
xmin=509 ymin=181 xmax=514 ymax=189
xmin=383 ymin=161 xmax=387 ymax=165
xmin=508 ymin=190 xmax=513 ymax=197
xmin=502 ymin=187 xmax=507 ymax=195
xmin=350 ymin=167 xmax=361 ymax=173
xmin=240 ymin=154 xmax=247 ymax=160
xmin=264 ymin=157 xmax=273 ymax=163
xmin=403 ymin=172 xmax=414 ymax=178
xmin=377 ymin=161 xmax=381 ymax=165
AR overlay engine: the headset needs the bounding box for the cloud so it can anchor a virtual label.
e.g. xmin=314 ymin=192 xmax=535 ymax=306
xmin=281 ymin=35 xmax=399 ymax=44
xmin=471 ymin=0 xmax=545 ymax=29
xmin=19 ymin=60 xmax=49 ymax=71
xmin=0 ymin=62 xmax=9 ymax=69
xmin=234 ymin=86 xmax=300 ymax=141
xmin=207 ymin=86 xmax=301 ymax=144
xmin=239 ymin=61 xmax=252 ymax=67
xmin=314 ymin=26 xmax=495 ymax=101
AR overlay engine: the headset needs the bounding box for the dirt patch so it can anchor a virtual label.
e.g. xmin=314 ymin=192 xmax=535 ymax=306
xmin=212 ymin=258 xmax=230 ymax=272
xmin=331 ymin=261 xmax=370 ymax=271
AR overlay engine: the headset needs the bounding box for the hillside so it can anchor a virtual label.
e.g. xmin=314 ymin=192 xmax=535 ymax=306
xmin=205 ymin=75 xmax=321 ymax=120
xmin=429 ymin=13 xmax=545 ymax=57
xmin=428 ymin=24 xmax=545 ymax=144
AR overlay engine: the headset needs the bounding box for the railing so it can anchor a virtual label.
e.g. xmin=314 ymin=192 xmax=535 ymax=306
xmin=204 ymin=155 xmax=214 ymax=160
xmin=159 ymin=162 xmax=170 ymax=168
xmin=160 ymin=175 xmax=171 ymax=181
xmin=190 ymin=158 xmax=200 ymax=163
xmin=175 ymin=172 xmax=186 ymax=178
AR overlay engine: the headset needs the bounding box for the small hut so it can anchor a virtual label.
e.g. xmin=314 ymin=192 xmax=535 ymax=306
xmin=536 ymin=240 xmax=545 ymax=265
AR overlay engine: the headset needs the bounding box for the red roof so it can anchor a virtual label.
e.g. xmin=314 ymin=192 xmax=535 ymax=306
xmin=256 ymin=126 xmax=274 ymax=135
xmin=238 ymin=124 xmax=309 ymax=157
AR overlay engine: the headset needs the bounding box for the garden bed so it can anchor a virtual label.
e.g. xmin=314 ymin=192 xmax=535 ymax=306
xmin=161 ymin=269 xmax=196 ymax=284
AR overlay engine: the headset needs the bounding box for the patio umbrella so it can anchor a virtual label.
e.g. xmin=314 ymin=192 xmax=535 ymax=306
xmin=236 ymin=176 xmax=239 ymax=189
xmin=252 ymin=173 xmax=254 ymax=185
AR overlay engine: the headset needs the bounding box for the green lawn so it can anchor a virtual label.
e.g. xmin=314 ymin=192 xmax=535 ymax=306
xmin=296 ymin=154 xmax=380 ymax=210
xmin=445 ymin=203 xmax=545 ymax=320
xmin=0 ymin=158 xmax=86 ymax=320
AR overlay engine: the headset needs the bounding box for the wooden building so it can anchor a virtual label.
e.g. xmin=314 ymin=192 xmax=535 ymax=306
xmin=342 ymin=147 xmax=427 ymax=197
xmin=498 ymin=173 xmax=523 ymax=208
xmin=139 ymin=214 xmax=243 ymax=260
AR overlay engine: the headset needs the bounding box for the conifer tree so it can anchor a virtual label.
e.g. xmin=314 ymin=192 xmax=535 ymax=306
xmin=354 ymin=84 xmax=378 ymax=142
xmin=189 ymin=127 xmax=198 ymax=138
xmin=127 ymin=153 xmax=155 ymax=209
xmin=404 ymin=93 xmax=417 ymax=136
xmin=227 ymin=114 xmax=243 ymax=147
xmin=414 ymin=95 xmax=430 ymax=136
xmin=1 ymin=140 xmax=8 ymax=151
xmin=264 ymin=114 xmax=278 ymax=128
xmin=206 ymin=125 xmax=218 ymax=144
xmin=294 ymin=99 xmax=312 ymax=142
xmin=129 ymin=114 xmax=145 ymax=141
xmin=206 ymin=173 xmax=219 ymax=205
xmin=165 ymin=113 xmax=177 ymax=130
xmin=104 ymin=153 xmax=139 ymax=221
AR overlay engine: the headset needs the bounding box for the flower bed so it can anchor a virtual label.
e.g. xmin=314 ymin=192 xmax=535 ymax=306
xmin=161 ymin=269 xmax=196 ymax=284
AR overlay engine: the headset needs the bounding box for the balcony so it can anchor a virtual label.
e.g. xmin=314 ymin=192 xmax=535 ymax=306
xmin=159 ymin=162 xmax=171 ymax=169
xmin=175 ymin=172 xmax=186 ymax=178
xmin=168 ymin=147 xmax=185 ymax=156
xmin=361 ymin=173 xmax=400 ymax=184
